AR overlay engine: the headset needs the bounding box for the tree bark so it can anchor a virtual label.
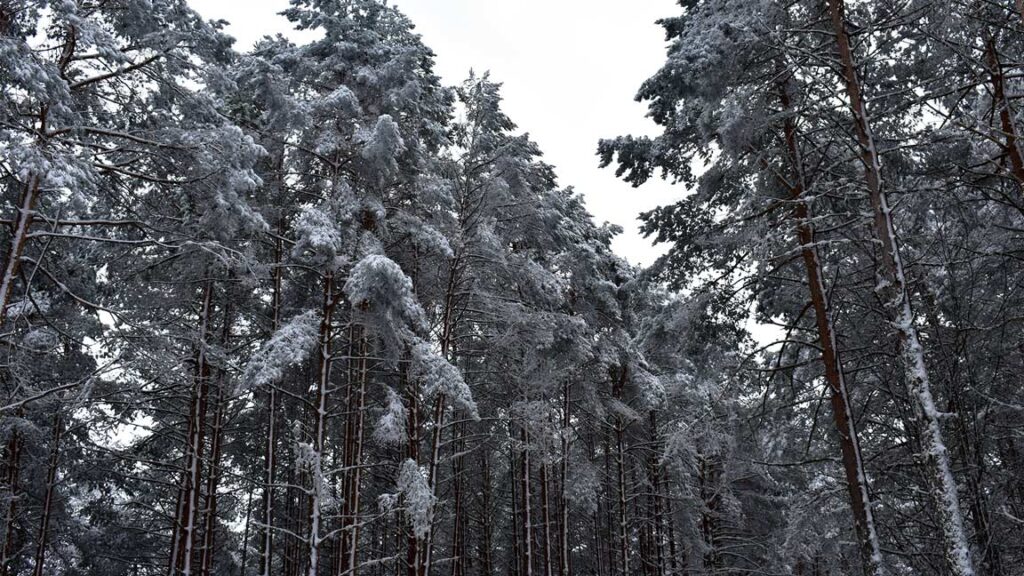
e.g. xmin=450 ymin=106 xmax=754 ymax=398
xmin=825 ymin=2 xmax=975 ymax=574
xmin=613 ymin=369 xmax=629 ymax=576
xmin=0 ymin=175 xmax=39 ymax=327
xmin=0 ymin=419 xmax=21 ymax=576
xmin=983 ymin=37 xmax=1024 ymax=189
xmin=520 ymin=426 xmax=534 ymax=576
xmin=30 ymin=412 xmax=62 ymax=576
xmin=774 ymin=75 xmax=887 ymax=576
xmin=169 ymin=280 xmax=215 ymax=576
xmin=307 ymin=271 xmax=337 ymax=576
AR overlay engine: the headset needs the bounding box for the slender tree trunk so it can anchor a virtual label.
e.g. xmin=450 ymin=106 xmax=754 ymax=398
xmin=199 ymin=302 xmax=234 ymax=576
xmin=451 ymin=419 xmax=467 ymax=576
xmin=558 ymin=382 xmax=571 ymax=576
xmin=260 ymin=387 xmax=278 ymax=576
xmin=0 ymin=408 xmax=23 ymax=576
xmin=615 ymin=424 xmax=628 ymax=576
xmin=664 ymin=477 xmax=679 ymax=576
xmin=510 ymin=444 xmax=522 ymax=576
xmin=601 ymin=431 xmax=615 ymax=576
xmin=613 ymin=369 xmax=629 ymax=576
xmin=421 ymin=257 xmax=461 ymax=576
xmin=199 ymin=383 xmax=226 ymax=576
xmin=30 ymin=412 xmax=61 ymax=576
xmin=648 ymin=412 xmax=666 ymax=576
xmin=261 ymin=222 xmax=286 ymax=576
xmin=698 ymin=455 xmax=721 ymax=574
xmin=919 ymin=291 xmax=1002 ymax=576
xmin=774 ymin=75 xmax=887 ymax=576
xmin=983 ymin=36 xmax=1024 ymax=188
xmin=480 ymin=450 xmax=494 ymax=576
xmin=406 ymin=371 xmax=422 ymax=576
xmin=0 ymin=174 xmax=39 ymax=327
xmin=825 ymin=2 xmax=974 ymax=574
xmin=308 ymin=271 xmax=336 ymax=576
xmin=340 ymin=331 xmax=368 ymax=576
xmin=520 ymin=427 xmax=534 ymax=576
xmin=539 ymin=460 xmax=553 ymax=576
xmin=170 ymin=280 xmax=215 ymax=576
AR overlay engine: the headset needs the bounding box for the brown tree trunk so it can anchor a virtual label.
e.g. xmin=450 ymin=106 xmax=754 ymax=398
xmin=825 ymin=2 xmax=975 ymax=574
xmin=260 ymin=222 xmax=286 ymax=576
xmin=520 ymin=427 xmax=534 ymax=576
xmin=539 ymin=460 xmax=553 ymax=576
xmin=480 ymin=450 xmax=494 ymax=576
xmin=259 ymin=387 xmax=278 ymax=576
xmin=405 ymin=370 xmax=422 ymax=576
xmin=30 ymin=412 xmax=61 ymax=576
xmin=983 ymin=36 xmax=1024 ymax=188
xmin=421 ymin=257 xmax=461 ymax=576
xmin=510 ymin=444 xmax=522 ymax=576
xmin=169 ymin=280 xmax=215 ymax=576
xmin=648 ymin=412 xmax=666 ymax=576
xmin=558 ymin=381 xmax=571 ymax=576
xmin=774 ymin=75 xmax=886 ymax=575
xmin=698 ymin=455 xmax=721 ymax=574
xmin=613 ymin=369 xmax=630 ymax=576
xmin=339 ymin=330 xmax=368 ymax=576
xmin=0 ymin=408 xmax=23 ymax=576
xmin=0 ymin=175 xmax=39 ymax=327
xmin=450 ymin=419 xmax=467 ymax=576
xmin=307 ymin=271 xmax=337 ymax=576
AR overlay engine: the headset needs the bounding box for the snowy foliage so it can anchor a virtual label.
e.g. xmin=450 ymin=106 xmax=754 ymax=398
xmin=409 ymin=340 xmax=478 ymax=418
xmin=242 ymin=312 xmax=320 ymax=389
xmin=344 ymin=254 xmax=426 ymax=349
xmin=374 ymin=387 xmax=407 ymax=446
xmin=395 ymin=459 xmax=434 ymax=540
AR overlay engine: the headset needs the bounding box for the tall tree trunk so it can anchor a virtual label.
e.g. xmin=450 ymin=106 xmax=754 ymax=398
xmin=199 ymin=383 xmax=226 ymax=576
xmin=774 ymin=75 xmax=887 ymax=576
xmin=199 ymin=302 xmax=233 ymax=576
xmin=613 ymin=368 xmax=629 ymax=576
xmin=480 ymin=450 xmax=494 ymax=576
xmin=539 ymin=460 xmax=553 ymax=576
xmin=510 ymin=443 xmax=522 ymax=576
xmin=421 ymin=257 xmax=461 ymax=576
xmin=648 ymin=412 xmax=666 ymax=576
xmin=30 ymin=412 xmax=62 ymax=576
xmin=450 ymin=419 xmax=467 ymax=576
xmin=308 ymin=271 xmax=337 ymax=576
xmin=0 ymin=174 xmax=39 ymax=327
xmin=919 ymin=290 xmax=1002 ymax=576
xmin=520 ymin=427 xmax=534 ymax=576
xmin=825 ymin=2 xmax=975 ymax=574
xmin=260 ymin=388 xmax=278 ymax=576
xmin=406 ymin=371 xmax=422 ymax=576
xmin=664 ymin=476 xmax=680 ymax=576
xmin=0 ymin=408 xmax=23 ymax=576
xmin=339 ymin=330 xmax=368 ymax=576
xmin=169 ymin=280 xmax=215 ymax=576
xmin=983 ymin=36 xmax=1024 ymax=188
xmin=558 ymin=382 xmax=571 ymax=576
xmin=260 ymin=222 xmax=286 ymax=576
xmin=698 ymin=454 xmax=721 ymax=574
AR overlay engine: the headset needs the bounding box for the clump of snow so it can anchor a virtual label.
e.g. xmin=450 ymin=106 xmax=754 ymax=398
xmin=409 ymin=340 xmax=478 ymax=419
xmin=374 ymin=387 xmax=407 ymax=446
xmin=242 ymin=312 xmax=320 ymax=390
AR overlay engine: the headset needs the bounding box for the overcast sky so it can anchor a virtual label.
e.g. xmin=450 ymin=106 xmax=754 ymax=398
xmin=187 ymin=0 xmax=682 ymax=265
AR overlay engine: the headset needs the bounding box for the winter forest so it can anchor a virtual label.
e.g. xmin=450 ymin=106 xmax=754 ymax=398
xmin=5 ymin=0 xmax=1024 ymax=575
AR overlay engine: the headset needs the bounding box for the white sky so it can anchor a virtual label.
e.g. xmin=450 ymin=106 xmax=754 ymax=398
xmin=187 ymin=0 xmax=683 ymax=265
